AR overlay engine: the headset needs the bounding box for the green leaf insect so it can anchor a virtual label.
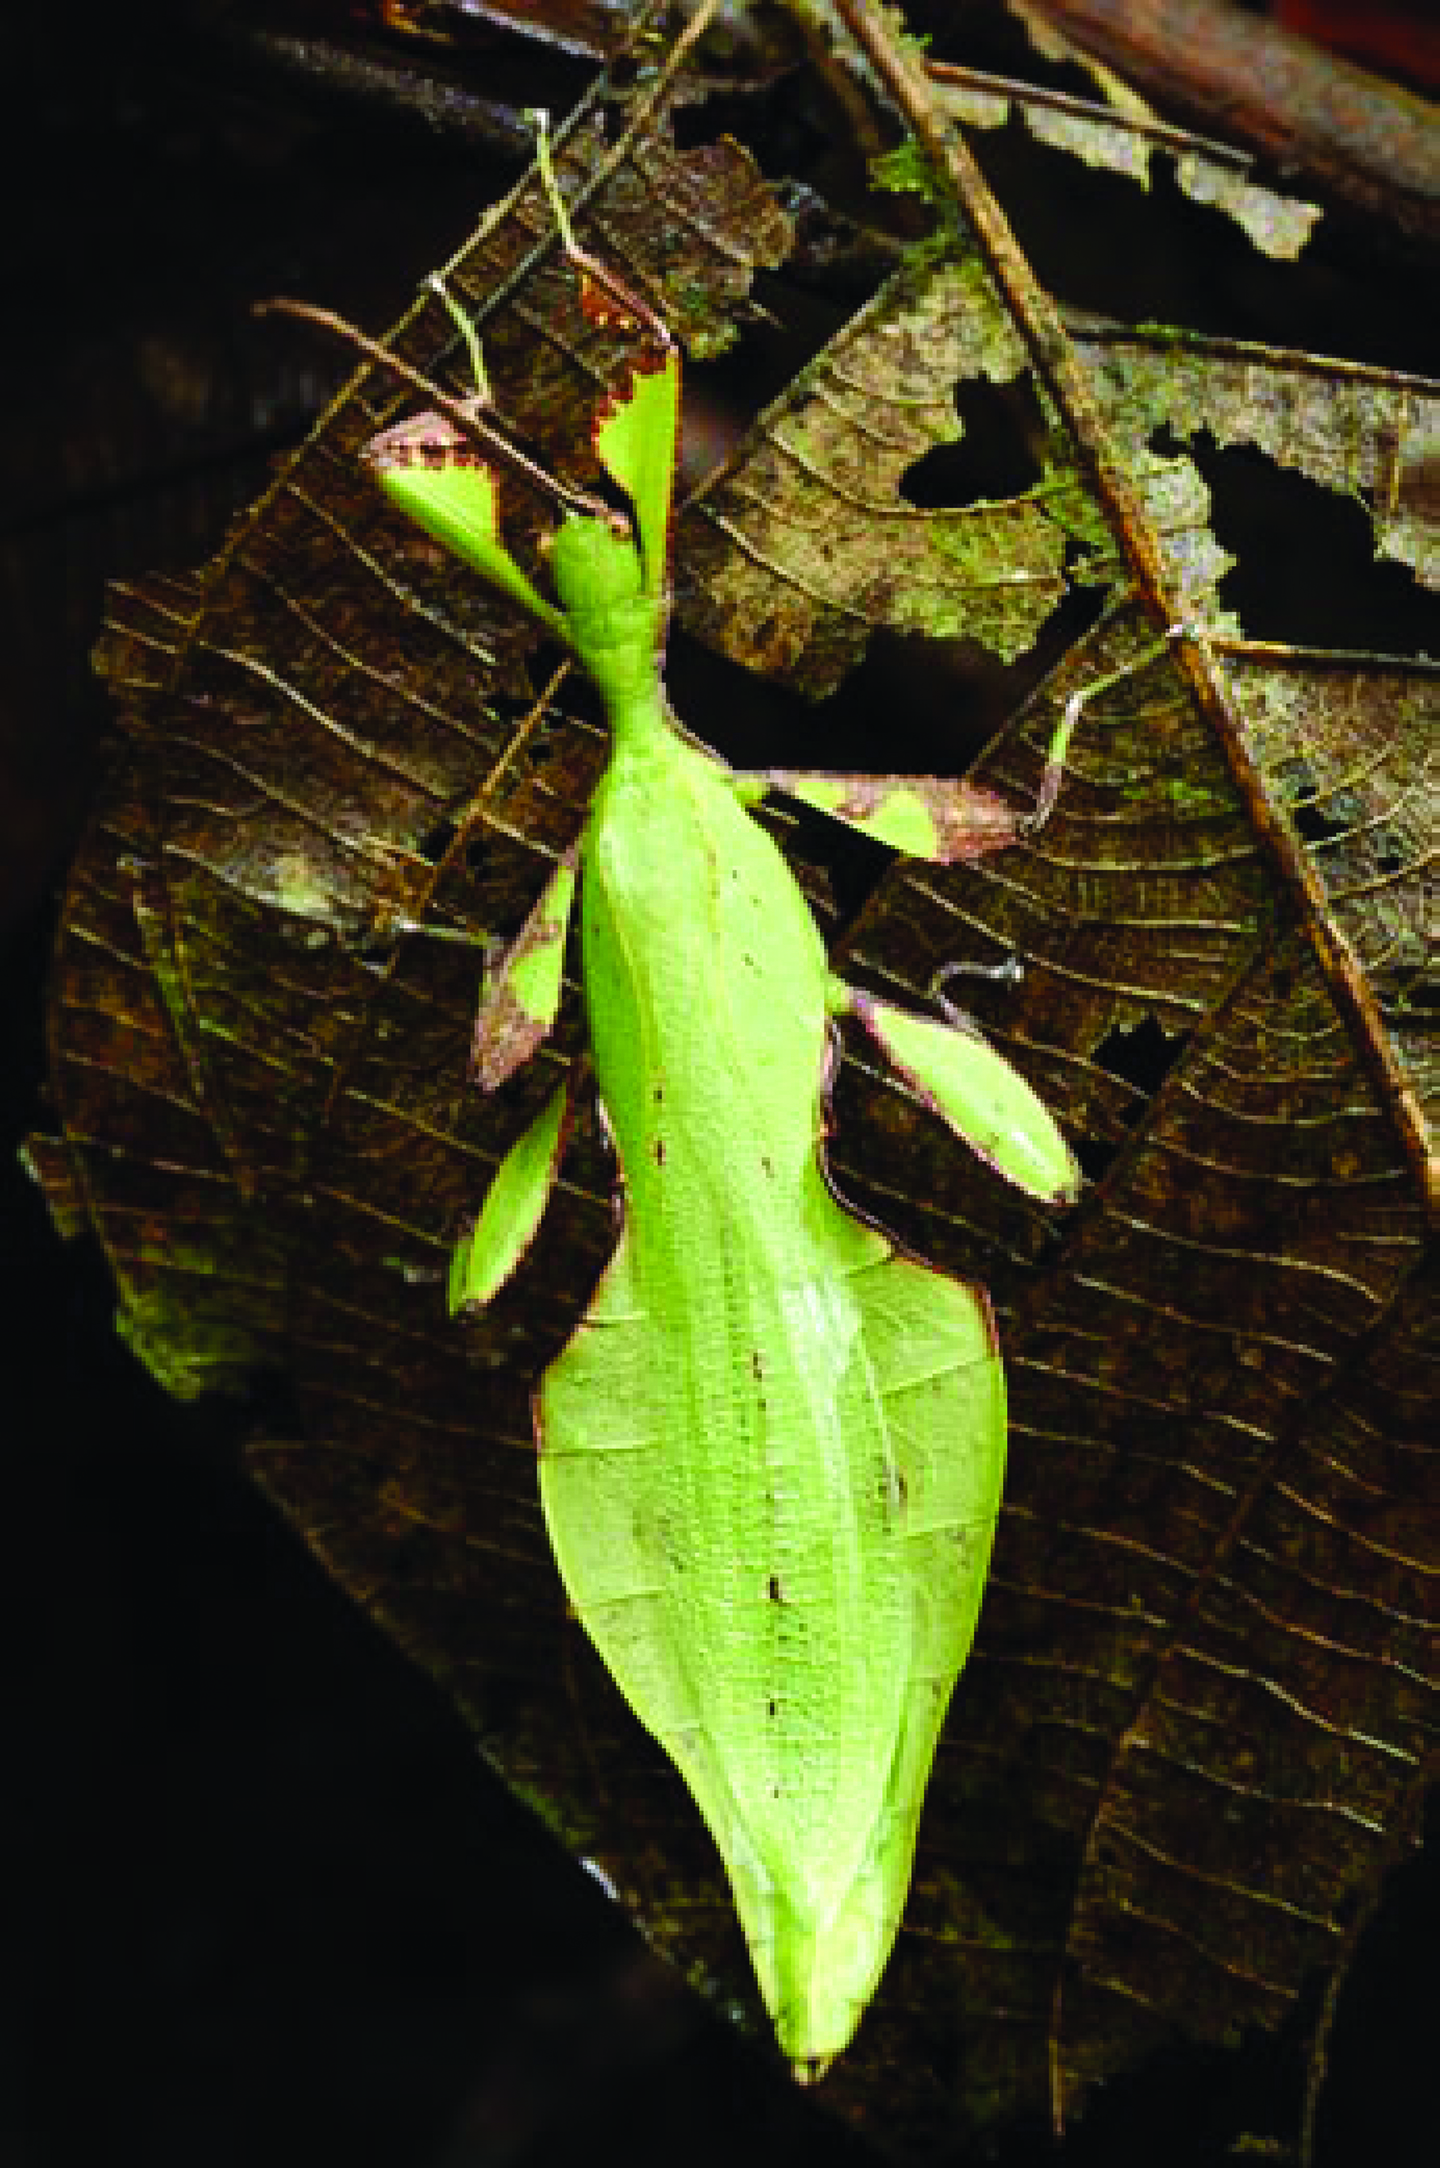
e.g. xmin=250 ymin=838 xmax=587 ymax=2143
xmin=360 ymin=179 xmax=1082 ymax=2082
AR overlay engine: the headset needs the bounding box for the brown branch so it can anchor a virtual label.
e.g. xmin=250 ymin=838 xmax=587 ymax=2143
xmin=829 ymin=0 xmax=1436 ymax=1221
xmin=927 ymin=54 xmax=1254 ymax=167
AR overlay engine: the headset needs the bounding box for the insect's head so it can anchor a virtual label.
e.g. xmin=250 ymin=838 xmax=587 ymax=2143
xmin=266 ymin=112 xmax=681 ymax=661
xmin=549 ymin=513 xmax=646 ymax=616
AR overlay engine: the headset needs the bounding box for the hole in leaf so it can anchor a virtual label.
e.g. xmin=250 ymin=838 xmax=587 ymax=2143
xmin=601 ymin=55 xmax=640 ymax=97
xmin=1072 ymin=1133 xmax=1116 ymax=1188
xmin=1076 ymin=1015 xmax=1189 ymax=1186
xmin=348 ymin=935 xmax=400 ymax=969
xmin=900 ymin=375 xmax=1047 ymax=507
xmin=417 ymin=817 xmax=460 ymax=864
xmin=1094 ymin=1014 xmax=1188 ymax=1099
xmin=1154 ymin=427 xmax=1434 ymax=652
xmin=1293 ymin=796 xmax=1351 ymax=848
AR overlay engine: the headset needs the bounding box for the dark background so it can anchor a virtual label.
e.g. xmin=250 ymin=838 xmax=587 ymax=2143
xmin=2 ymin=6 xmax=1433 ymax=2164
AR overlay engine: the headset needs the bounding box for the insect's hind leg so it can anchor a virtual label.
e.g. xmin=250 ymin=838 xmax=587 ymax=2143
xmin=825 ymin=969 xmax=1079 ymax=1206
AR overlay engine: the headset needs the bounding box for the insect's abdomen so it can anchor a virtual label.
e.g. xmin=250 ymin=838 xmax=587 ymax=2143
xmin=541 ymin=729 xmax=1006 ymax=2071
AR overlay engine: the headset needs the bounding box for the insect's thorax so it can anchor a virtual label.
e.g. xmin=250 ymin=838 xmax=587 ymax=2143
xmin=581 ymin=715 xmax=833 ymax=1240
xmin=565 ymin=603 xmax=658 ymax=717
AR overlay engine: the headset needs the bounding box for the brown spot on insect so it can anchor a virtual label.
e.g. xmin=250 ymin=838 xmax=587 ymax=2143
xmin=768 ymin=1574 xmax=785 ymax=1603
xmin=579 ymin=271 xmax=645 ymax=335
xmin=652 ymin=1137 xmax=666 ymax=1165
xmin=750 ymin=1348 xmax=765 ymax=1382
xmin=365 ymin=410 xmax=484 ymax=474
xmin=470 ymin=981 xmax=539 ymax=1089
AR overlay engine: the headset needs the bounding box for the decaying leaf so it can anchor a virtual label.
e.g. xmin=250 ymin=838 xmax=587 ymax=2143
xmin=1077 ymin=327 xmax=1440 ymax=588
xmin=680 ymin=242 xmax=1074 ymax=689
xmin=830 ymin=594 xmax=1434 ymax=2131
xmin=930 ymin=59 xmax=1321 ymax=260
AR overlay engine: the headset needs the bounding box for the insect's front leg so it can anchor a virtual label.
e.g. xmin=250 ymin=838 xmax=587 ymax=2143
xmin=727 ymin=664 xmax=1088 ymax=859
xmin=733 ymin=616 xmax=1194 ymax=861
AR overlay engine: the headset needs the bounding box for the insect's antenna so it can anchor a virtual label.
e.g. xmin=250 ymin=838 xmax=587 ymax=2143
xmin=256 ymin=297 xmax=613 ymax=523
xmin=532 ymin=106 xmax=581 ymax=258
xmin=424 ymin=272 xmax=492 ymax=407
xmin=528 ymin=106 xmax=676 ymax=355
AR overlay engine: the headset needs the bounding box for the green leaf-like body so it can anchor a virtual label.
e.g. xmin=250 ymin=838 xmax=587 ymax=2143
xmin=377 ymin=330 xmax=1068 ymax=2077
xmin=542 ymin=701 xmax=1005 ymax=2073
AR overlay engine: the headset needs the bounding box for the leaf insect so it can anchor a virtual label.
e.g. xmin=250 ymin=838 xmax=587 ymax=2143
xmin=273 ymin=122 xmax=1089 ymax=2081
